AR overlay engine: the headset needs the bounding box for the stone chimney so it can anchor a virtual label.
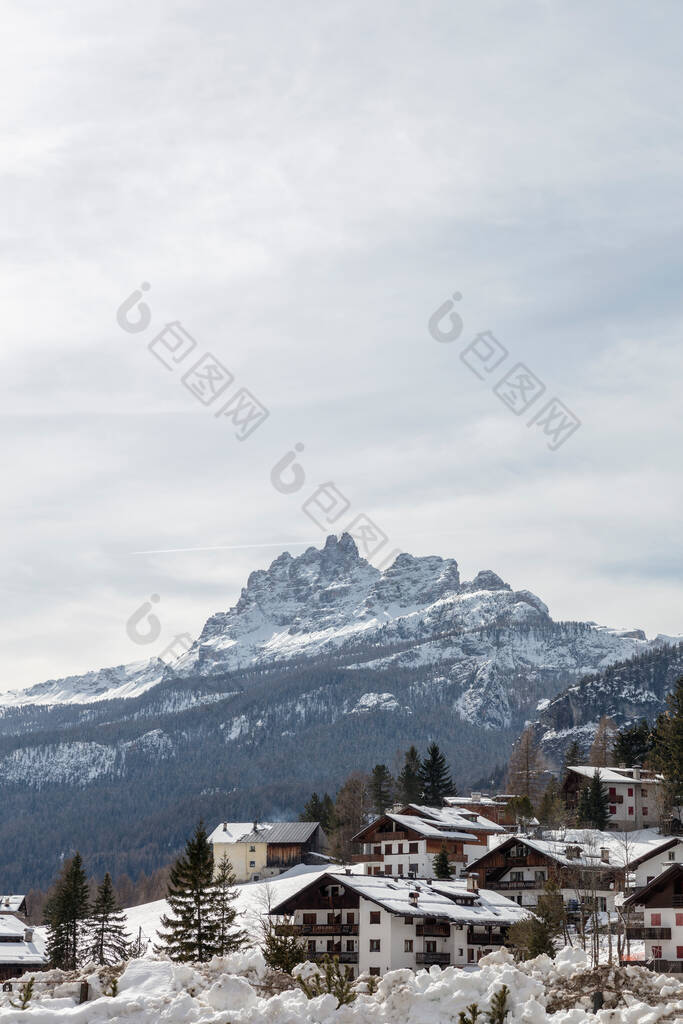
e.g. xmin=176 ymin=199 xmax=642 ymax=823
xmin=24 ymin=927 xmax=33 ymax=943
xmin=409 ymin=891 xmax=419 ymax=906
xmin=466 ymin=874 xmax=479 ymax=893
xmin=222 ymin=822 xmax=227 ymax=832
xmin=632 ymin=766 xmax=641 ymax=781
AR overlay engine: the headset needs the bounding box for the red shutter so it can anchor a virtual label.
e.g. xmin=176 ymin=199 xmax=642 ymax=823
xmin=651 ymin=913 xmax=662 ymax=926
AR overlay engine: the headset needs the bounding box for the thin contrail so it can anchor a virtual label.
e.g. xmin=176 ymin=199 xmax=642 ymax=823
xmin=130 ymin=540 xmax=317 ymax=555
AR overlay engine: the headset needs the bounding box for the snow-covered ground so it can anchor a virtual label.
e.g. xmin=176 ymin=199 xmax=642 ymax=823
xmin=0 ymin=945 xmax=681 ymax=1022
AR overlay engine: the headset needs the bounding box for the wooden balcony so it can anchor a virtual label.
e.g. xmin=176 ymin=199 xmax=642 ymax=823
xmin=651 ymin=959 xmax=683 ymax=973
xmin=416 ymin=951 xmax=451 ymax=965
xmin=416 ymin=924 xmax=451 ymax=937
xmin=673 ymin=895 xmax=683 ymax=907
xmin=374 ymin=831 xmax=408 ymax=842
xmin=490 ymin=880 xmax=539 ymax=890
xmin=351 ymin=853 xmax=384 ymax=863
xmin=468 ymin=932 xmax=507 ymax=946
xmin=275 ymin=924 xmax=358 ymax=936
xmin=308 ymin=951 xmax=358 ymax=964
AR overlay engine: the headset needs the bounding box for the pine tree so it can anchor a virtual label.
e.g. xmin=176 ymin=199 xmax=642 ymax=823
xmin=396 ymin=746 xmax=423 ymax=804
xmin=370 ymin=764 xmax=393 ymax=816
xmin=576 ymin=783 xmax=592 ymax=826
xmin=613 ymin=719 xmax=654 ymax=768
xmin=417 ymin=744 xmax=454 ymax=806
xmin=156 ymin=822 xmax=220 ymax=962
xmin=300 ymin=793 xmax=325 ymax=823
xmin=432 ymin=842 xmax=453 ymax=879
xmin=506 ymin=727 xmax=545 ymax=805
xmin=577 ymin=770 xmax=610 ymax=829
xmin=213 ymin=854 xmax=248 ymax=955
xmin=87 ymin=873 xmax=131 ymax=965
xmin=262 ymin=922 xmax=307 ymax=973
xmin=562 ymin=739 xmax=584 ymax=773
xmin=44 ymin=853 xmax=91 ymax=970
xmin=651 ymin=678 xmax=683 ymax=814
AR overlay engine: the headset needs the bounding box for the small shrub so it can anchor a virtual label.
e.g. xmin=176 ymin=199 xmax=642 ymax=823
xmin=10 ymin=977 xmax=34 ymax=1010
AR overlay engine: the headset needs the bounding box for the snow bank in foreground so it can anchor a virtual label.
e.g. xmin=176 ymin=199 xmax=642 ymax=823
xmin=0 ymin=947 xmax=681 ymax=1023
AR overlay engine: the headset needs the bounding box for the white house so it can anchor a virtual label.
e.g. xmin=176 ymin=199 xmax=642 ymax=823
xmin=208 ymin=820 xmax=327 ymax=882
xmin=351 ymin=803 xmax=505 ymax=877
xmin=270 ymin=870 xmax=530 ymax=977
xmin=562 ymin=766 xmax=665 ymax=830
xmin=624 ymin=863 xmax=683 ymax=972
xmin=0 ymin=916 xmax=46 ymax=981
xmin=629 ymin=838 xmax=683 ymax=890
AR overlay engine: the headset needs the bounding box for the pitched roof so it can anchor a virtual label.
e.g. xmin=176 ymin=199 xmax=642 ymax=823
xmin=468 ymin=833 xmax=620 ymax=872
xmin=209 ymin=821 xmax=322 ymax=845
xmin=624 ymin=862 xmax=683 ymax=907
xmin=565 ymin=765 xmax=664 ymax=785
xmin=269 ymin=871 xmax=531 ymax=927
xmin=0 ymin=896 xmax=26 ymax=913
xmin=404 ymin=803 xmax=505 ymax=834
xmin=0 ymin=915 xmax=46 ymax=967
xmin=627 ymin=836 xmax=681 ymax=869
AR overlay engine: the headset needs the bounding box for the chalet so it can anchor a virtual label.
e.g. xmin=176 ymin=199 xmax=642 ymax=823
xmin=562 ymin=766 xmax=665 ymax=830
xmin=444 ymin=793 xmax=518 ymax=827
xmin=351 ymin=804 xmax=505 ymax=877
xmin=623 ymin=863 xmax=683 ymax=973
xmin=0 ymin=897 xmax=27 ymax=919
xmin=467 ymin=834 xmax=619 ymax=915
xmin=269 ymin=870 xmax=530 ymax=977
xmin=629 ymin=838 xmax=683 ymax=890
xmin=209 ymin=820 xmax=327 ymax=883
xmin=0 ymin=917 xmax=46 ymax=982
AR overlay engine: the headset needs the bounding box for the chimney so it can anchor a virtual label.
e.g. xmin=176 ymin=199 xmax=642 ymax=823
xmin=471 ymin=792 xmax=482 ymax=801
xmin=345 ymin=868 xmax=351 ymax=876
xmin=632 ymin=766 xmax=641 ymax=781
xmin=600 ymin=848 xmax=610 ymax=863
xmin=618 ymin=763 xmax=626 ymax=770
xmin=466 ymin=874 xmax=479 ymax=893
xmin=24 ymin=927 xmax=33 ymax=943
xmin=222 ymin=822 xmax=227 ymax=832
xmin=409 ymin=891 xmax=419 ymax=906
xmin=253 ymin=819 xmax=258 ymax=831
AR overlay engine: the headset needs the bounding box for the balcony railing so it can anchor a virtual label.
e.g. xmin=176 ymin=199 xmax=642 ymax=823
xmin=374 ymin=831 xmax=408 ymax=842
xmin=351 ymin=853 xmax=384 ymax=863
xmin=416 ymin=924 xmax=450 ymax=937
xmin=490 ymin=880 xmax=539 ymax=890
xmin=308 ymin=951 xmax=358 ymax=964
xmin=651 ymin=959 xmax=683 ymax=973
xmin=416 ymin=951 xmax=451 ymax=965
xmin=275 ymin=924 xmax=359 ymax=936
xmin=627 ymin=926 xmax=671 ymax=940
xmin=673 ymin=895 xmax=683 ymax=907
xmin=468 ymin=932 xmax=507 ymax=946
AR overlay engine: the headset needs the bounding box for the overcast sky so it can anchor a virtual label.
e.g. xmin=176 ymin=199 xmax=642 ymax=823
xmin=2 ymin=1 xmax=682 ymax=690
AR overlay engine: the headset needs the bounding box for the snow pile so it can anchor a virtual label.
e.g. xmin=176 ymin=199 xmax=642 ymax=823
xmin=0 ymin=947 xmax=682 ymax=1023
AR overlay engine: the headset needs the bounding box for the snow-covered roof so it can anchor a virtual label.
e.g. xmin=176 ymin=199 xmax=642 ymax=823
xmin=474 ymin=829 xmax=669 ymax=871
xmin=209 ymin=821 xmax=322 ymax=845
xmin=384 ymin=812 xmax=476 ymax=841
xmin=271 ymin=871 xmax=530 ymax=927
xmin=0 ymin=916 xmax=46 ymax=966
xmin=404 ymin=803 xmax=505 ymax=834
xmin=565 ymin=766 xmax=664 ymax=785
xmin=0 ymin=896 xmax=25 ymax=913
xmin=445 ymin=795 xmax=510 ymax=809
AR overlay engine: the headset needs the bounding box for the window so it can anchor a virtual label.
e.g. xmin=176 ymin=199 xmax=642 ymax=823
xmin=249 ymin=845 xmax=256 ymax=852
xmin=370 ymin=911 xmax=381 ymax=924
xmin=249 ymin=861 xmax=255 ymax=868
xmin=369 ymin=939 xmax=381 ymax=952
xmin=404 ymin=915 xmax=413 ymax=924
xmin=458 ymin=948 xmax=463 ymax=956
xmin=397 ymin=843 xmax=404 ymax=853
xmin=409 ymin=863 xmax=418 ymax=873
xmin=346 ymin=912 xmax=355 ymax=924
xmin=369 ymin=967 xmax=381 ymax=977
xmin=676 ymin=913 xmax=683 ymax=927
xmin=327 ymin=940 xmax=335 ymax=951
xmin=425 ymin=941 xmax=437 ymax=953
xmin=608 ymin=787 xmax=616 ymax=798
xmin=373 ymin=866 xmax=382 ymax=876
xmin=628 ymin=787 xmax=633 ymax=797
xmin=609 ymin=805 xmax=617 ymax=815
xmin=373 ymin=845 xmax=381 ymax=855
xmin=652 ymin=945 xmax=662 ymax=960
xmin=404 ymin=940 xmax=413 ymax=952
xmin=510 ymin=871 xmax=524 ymax=882
xmin=384 ymin=865 xmax=392 ymax=876
xmin=397 ymin=864 xmax=404 ymax=875
xmin=307 ymin=941 xmax=316 ymax=953
xmin=409 ymin=842 xmax=418 ymax=853
xmin=651 ymin=913 xmax=662 ymax=926
xmin=669 ymin=852 xmax=677 ymax=862
xmin=346 ymin=940 xmax=355 ymax=952
xmin=303 ymin=913 xmax=316 ymax=925
xmin=534 ymin=871 xmax=545 ymax=883
xmin=677 ymin=947 xmax=683 ymax=959
xmin=641 ymin=788 xmax=648 ymax=797
xmin=628 ymin=806 xmax=634 ymax=816
xmin=327 ymin=913 xmax=339 ymax=924
xmin=643 ymin=807 xmax=649 ymax=816
xmin=385 ymin=844 xmax=393 ymax=855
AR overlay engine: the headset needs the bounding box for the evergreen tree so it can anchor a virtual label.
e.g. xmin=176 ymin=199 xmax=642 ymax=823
xmin=396 ymin=746 xmax=423 ymax=804
xmin=613 ymin=719 xmax=654 ymax=768
xmin=651 ymin=677 xmax=683 ymax=815
xmin=562 ymin=739 xmax=584 ymax=773
xmin=432 ymin=842 xmax=453 ymax=879
xmin=262 ymin=922 xmax=307 ymax=973
xmin=213 ymin=854 xmax=248 ymax=955
xmin=44 ymin=853 xmax=90 ymax=970
xmin=370 ymin=764 xmax=393 ymax=816
xmin=322 ymin=794 xmax=336 ymax=835
xmin=417 ymin=744 xmax=454 ymax=806
xmin=87 ymin=872 xmax=131 ymax=965
xmin=300 ymin=792 xmax=335 ymax=833
xmin=577 ymin=770 xmax=610 ymax=829
xmin=330 ymin=773 xmax=370 ymax=861
xmin=156 ymin=822 xmax=220 ymax=962
xmin=508 ymin=880 xmax=563 ymax=959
